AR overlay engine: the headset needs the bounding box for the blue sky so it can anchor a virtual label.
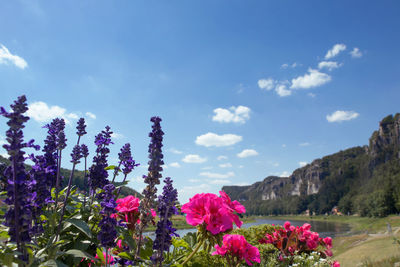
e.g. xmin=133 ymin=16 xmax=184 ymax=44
xmin=0 ymin=0 xmax=399 ymax=203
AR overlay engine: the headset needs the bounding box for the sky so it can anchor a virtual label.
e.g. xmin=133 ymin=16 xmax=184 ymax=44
xmin=0 ymin=0 xmax=399 ymax=203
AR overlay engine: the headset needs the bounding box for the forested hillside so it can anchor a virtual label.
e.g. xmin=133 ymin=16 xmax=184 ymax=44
xmin=223 ymin=114 xmax=400 ymax=217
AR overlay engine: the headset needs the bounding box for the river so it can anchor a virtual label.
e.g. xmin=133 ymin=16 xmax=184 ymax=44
xmin=145 ymin=217 xmax=351 ymax=239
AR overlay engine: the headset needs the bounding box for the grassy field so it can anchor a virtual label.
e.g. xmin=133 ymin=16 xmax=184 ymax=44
xmin=260 ymin=215 xmax=400 ymax=266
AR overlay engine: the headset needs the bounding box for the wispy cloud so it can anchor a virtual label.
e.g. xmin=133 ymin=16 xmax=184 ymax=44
xmin=299 ymin=142 xmax=310 ymax=147
xmin=0 ymin=44 xmax=28 ymax=69
xmin=85 ymin=112 xmax=96 ymax=119
xmin=258 ymin=78 xmax=275 ymax=91
xmin=182 ymin=154 xmax=207 ymax=163
xmin=217 ymin=155 xmax=228 ymax=161
xmin=299 ymin=161 xmax=308 ymax=167
xmin=325 ymin=43 xmax=346 ymax=59
xmin=318 ymin=61 xmax=341 ymax=71
xmin=196 ymin=133 xmax=242 ymax=147
xmin=169 ymin=148 xmax=183 ymax=154
xmin=350 ymin=47 xmax=362 ymax=58
xmin=326 ymin=110 xmax=359 ymax=122
xmin=291 ymin=69 xmax=331 ymax=89
xmin=275 ymin=84 xmax=292 ymax=97
xmin=200 ymin=171 xmax=235 ymax=179
xmin=212 ymin=106 xmax=251 ymax=124
xmin=237 ymin=149 xmax=259 ymax=158
xmin=111 ymin=132 xmax=124 ymax=139
xmin=169 ymin=162 xmax=181 ymax=168
xmin=219 ymin=162 xmax=232 ymax=168
xmin=27 ymin=101 xmax=79 ymax=124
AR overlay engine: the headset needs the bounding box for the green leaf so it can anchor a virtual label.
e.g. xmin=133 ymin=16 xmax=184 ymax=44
xmin=65 ymin=249 xmax=96 ymax=261
xmin=65 ymin=219 xmax=92 ymax=238
xmin=96 ymin=248 xmax=105 ymax=264
xmin=40 ymin=259 xmax=69 ymax=267
xmin=105 ymin=165 xmax=117 ymax=170
xmin=117 ymin=252 xmax=134 ymax=260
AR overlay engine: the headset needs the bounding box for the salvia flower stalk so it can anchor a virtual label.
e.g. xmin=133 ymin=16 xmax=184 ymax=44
xmin=151 ymin=177 xmax=179 ymax=266
xmin=136 ymin=116 xmax=164 ymax=259
xmin=88 ymin=126 xmax=113 ymax=194
xmin=0 ymin=95 xmax=39 ymax=262
xmin=97 ymin=183 xmax=118 ymax=249
xmin=115 ymin=143 xmax=139 ymax=198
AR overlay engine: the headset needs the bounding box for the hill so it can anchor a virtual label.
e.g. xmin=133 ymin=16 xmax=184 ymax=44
xmin=222 ymin=114 xmax=400 ymax=217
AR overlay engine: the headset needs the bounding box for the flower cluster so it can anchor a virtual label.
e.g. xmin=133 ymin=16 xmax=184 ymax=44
xmin=260 ymin=221 xmax=334 ymax=259
xmin=151 ymin=177 xmax=179 ymax=264
xmin=0 ymin=95 xmax=39 ymax=258
xmin=88 ymin=126 xmax=113 ymax=193
xmin=213 ymin=234 xmax=260 ymax=266
xmin=115 ymin=195 xmax=141 ymax=231
xmin=97 ymin=183 xmax=118 ymax=248
xmin=118 ymin=143 xmax=139 ymax=176
xmin=181 ymin=191 xmax=245 ymax=235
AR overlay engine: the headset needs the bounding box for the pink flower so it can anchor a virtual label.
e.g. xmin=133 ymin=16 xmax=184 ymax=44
xmin=87 ymin=250 xmax=114 ymax=266
xmin=284 ymin=221 xmax=291 ymax=230
xmin=306 ymin=239 xmax=318 ymax=250
xmin=332 ymin=261 xmax=340 ymax=267
xmin=181 ymin=192 xmax=244 ymax=235
xmin=116 ymin=195 xmax=140 ymax=213
xmin=323 ymin=237 xmax=332 ymax=247
xmin=213 ymin=234 xmax=260 ymax=266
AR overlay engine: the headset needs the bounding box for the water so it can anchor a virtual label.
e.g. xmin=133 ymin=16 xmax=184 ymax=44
xmin=145 ymin=217 xmax=351 ymax=239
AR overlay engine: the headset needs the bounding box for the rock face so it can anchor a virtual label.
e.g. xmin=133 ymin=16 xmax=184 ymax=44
xmin=223 ymin=113 xmax=400 ymax=204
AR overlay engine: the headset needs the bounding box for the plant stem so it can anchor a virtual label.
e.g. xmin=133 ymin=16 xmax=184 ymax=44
xmin=182 ymin=240 xmax=203 ymax=266
xmin=54 ymin=149 xmax=62 ymax=210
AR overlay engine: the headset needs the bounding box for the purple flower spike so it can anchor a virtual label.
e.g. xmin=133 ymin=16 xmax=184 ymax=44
xmin=151 ymin=177 xmax=179 ymax=265
xmin=81 ymin=144 xmax=89 ymax=158
xmin=0 ymin=95 xmax=35 ymax=261
xmin=88 ymin=126 xmax=113 ymax=192
xmin=97 ymin=184 xmax=117 ymax=248
xmin=76 ymin=118 xmax=87 ymax=137
xmin=70 ymin=145 xmax=82 ymax=164
xmin=118 ymin=143 xmax=139 ymax=175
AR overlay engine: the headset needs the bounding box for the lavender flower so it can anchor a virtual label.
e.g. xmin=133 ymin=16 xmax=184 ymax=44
xmin=76 ymin=117 xmax=87 ymax=137
xmin=42 ymin=118 xmax=62 ymax=188
xmin=0 ymin=95 xmax=38 ymax=260
xmin=97 ymin=183 xmax=118 ymax=248
xmin=113 ymin=143 xmax=139 ymax=195
xmin=88 ymin=126 xmax=113 ymax=193
xmin=151 ymin=177 xmax=179 ymax=265
xmin=81 ymin=144 xmax=89 ymax=158
xmin=70 ymin=145 xmax=82 ymax=164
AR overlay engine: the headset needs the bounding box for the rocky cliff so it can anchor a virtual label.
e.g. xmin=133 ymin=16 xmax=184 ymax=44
xmin=223 ymin=113 xmax=400 ymax=215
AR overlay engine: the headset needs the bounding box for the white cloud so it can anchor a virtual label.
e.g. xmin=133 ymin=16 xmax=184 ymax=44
xmin=85 ymin=112 xmax=96 ymax=119
xmin=0 ymin=44 xmax=28 ymax=69
xmin=258 ymin=78 xmax=275 ymax=91
xmin=325 ymin=44 xmax=346 ymax=59
xmin=291 ymin=68 xmax=331 ymax=89
xmin=308 ymin=93 xmax=316 ymax=98
xmin=238 ymin=165 xmax=244 ymax=168
xmin=219 ymin=163 xmax=232 ymax=168
xmin=202 ymin=166 xmax=213 ymax=170
xmin=281 ymin=63 xmax=289 ymax=69
xmin=299 ymin=142 xmax=310 ymax=147
xmin=282 ymin=144 xmax=287 ymax=148
xmin=350 ymin=47 xmax=362 ymax=58
xmin=318 ymin=61 xmax=341 ymax=71
xmin=111 ymin=132 xmax=124 ymax=139
xmin=281 ymin=62 xmax=299 ymax=69
xmin=233 ymin=182 xmax=250 ymax=186
xmin=210 ymin=179 xmax=231 ymax=185
xmin=299 ymin=161 xmax=308 ymax=167
xmin=189 ymin=179 xmax=200 ymax=183
xmin=196 ymin=133 xmax=242 ymax=147
xmin=169 ymin=162 xmax=181 ymax=168
xmin=212 ymin=106 xmax=251 ymax=124
xmin=217 ymin=155 xmax=228 ymax=161
xmin=275 ymin=84 xmax=292 ymax=97
xmin=237 ymin=149 xmax=259 ymax=158
xmin=170 ymin=148 xmax=183 ymax=154
xmin=200 ymin=171 xmax=235 ymax=179
xmin=326 ymin=110 xmax=360 ymax=122
xmin=279 ymin=171 xmax=291 ymax=177
xmin=182 ymin=154 xmax=207 ymax=163
xmin=27 ymin=101 xmax=78 ymax=124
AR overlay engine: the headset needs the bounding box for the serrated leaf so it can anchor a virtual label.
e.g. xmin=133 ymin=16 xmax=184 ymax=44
xmin=65 ymin=219 xmax=92 ymax=238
